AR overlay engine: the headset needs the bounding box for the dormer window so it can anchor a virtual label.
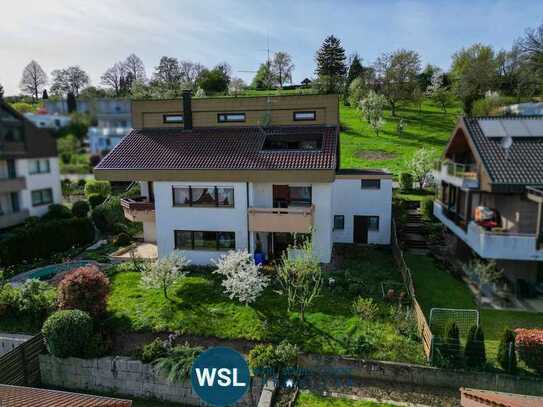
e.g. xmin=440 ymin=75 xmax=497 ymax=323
xmin=293 ymin=111 xmax=316 ymax=121
xmin=218 ymin=113 xmax=246 ymax=123
xmin=262 ymin=133 xmax=322 ymax=151
xmin=163 ymin=114 xmax=184 ymax=124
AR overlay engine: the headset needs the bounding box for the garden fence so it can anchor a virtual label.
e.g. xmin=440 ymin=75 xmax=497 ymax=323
xmin=391 ymin=218 xmax=434 ymax=361
xmin=0 ymin=333 xmax=45 ymax=386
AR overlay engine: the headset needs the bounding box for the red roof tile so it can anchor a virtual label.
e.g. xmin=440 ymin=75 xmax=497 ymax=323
xmin=96 ymin=126 xmax=338 ymax=171
xmin=0 ymin=385 xmax=132 ymax=406
xmin=461 ymin=387 xmax=543 ymax=407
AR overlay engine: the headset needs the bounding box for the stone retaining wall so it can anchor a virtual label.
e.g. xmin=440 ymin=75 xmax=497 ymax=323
xmin=300 ymin=354 xmax=543 ymax=397
xmin=0 ymin=333 xmax=32 ymax=356
xmin=40 ymin=355 xmax=263 ymax=406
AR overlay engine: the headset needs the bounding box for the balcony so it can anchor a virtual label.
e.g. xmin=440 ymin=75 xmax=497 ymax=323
xmin=434 ymin=160 xmax=479 ymax=189
xmin=0 ymin=142 xmax=26 ymax=158
xmin=248 ymin=205 xmax=314 ymax=233
xmin=0 ymin=209 xmax=29 ymax=229
xmin=434 ymin=201 xmax=543 ymax=261
xmin=120 ymin=197 xmax=155 ymax=222
xmin=0 ymin=176 xmax=26 ymax=193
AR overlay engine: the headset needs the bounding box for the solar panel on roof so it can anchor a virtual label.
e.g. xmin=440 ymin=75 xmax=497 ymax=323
xmin=478 ymin=118 xmax=543 ymax=138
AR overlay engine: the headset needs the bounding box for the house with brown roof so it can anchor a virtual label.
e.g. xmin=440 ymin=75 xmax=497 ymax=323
xmin=433 ymin=116 xmax=543 ymax=295
xmin=0 ymin=100 xmax=62 ymax=229
xmin=95 ymin=93 xmax=392 ymax=264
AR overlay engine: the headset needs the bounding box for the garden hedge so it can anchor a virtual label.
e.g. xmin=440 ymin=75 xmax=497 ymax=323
xmin=0 ymin=217 xmax=95 ymax=266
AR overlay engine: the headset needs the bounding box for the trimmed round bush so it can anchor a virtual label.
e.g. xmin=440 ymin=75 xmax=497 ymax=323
xmin=248 ymin=344 xmax=277 ymax=372
xmin=115 ymin=232 xmax=132 ymax=247
xmin=84 ymin=180 xmax=111 ymax=198
xmin=42 ymin=204 xmax=73 ymax=221
xmin=42 ymin=310 xmax=93 ymax=358
xmin=91 ymin=197 xmax=125 ymax=234
xmin=58 ymin=265 xmax=110 ymax=318
xmin=399 ymin=173 xmax=413 ymax=192
xmin=421 ymin=197 xmax=434 ymax=220
xmin=72 ymin=200 xmax=90 ymax=218
xmin=88 ymin=193 xmax=106 ymax=209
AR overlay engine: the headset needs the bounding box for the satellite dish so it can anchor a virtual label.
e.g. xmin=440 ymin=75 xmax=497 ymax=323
xmin=501 ymin=135 xmax=513 ymax=160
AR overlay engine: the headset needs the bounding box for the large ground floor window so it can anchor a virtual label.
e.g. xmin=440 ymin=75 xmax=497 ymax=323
xmin=31 ymin=188 xmax=53 ymax=207
xmin=174 ymin=230 xmax=235 ymax=251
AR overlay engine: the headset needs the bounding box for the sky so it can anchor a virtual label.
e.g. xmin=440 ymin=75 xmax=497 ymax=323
xmin=1 ymin=0 xmax=543 ymax=96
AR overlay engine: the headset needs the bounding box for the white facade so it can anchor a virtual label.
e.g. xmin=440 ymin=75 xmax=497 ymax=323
xmin=332 ymin=178 xmax=392 ymax=245
xmin=89 ymin=127 xmax=132 ymax=156
xmin=16 ymin=157 xmax=62 ymax=217
xmin=24 ymin=113 xmax=70 ymax=130
xmin=144 ymin=177 xmax=392 ymax=265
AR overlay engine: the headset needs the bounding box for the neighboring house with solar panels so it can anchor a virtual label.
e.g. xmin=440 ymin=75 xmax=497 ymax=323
xmin=0 ymin=100 xmax=62 ymax=229
xmin=433 ymin=116 xmax=543 ymax=291
xmin=94 ymin=93 xmax=392 ymax=264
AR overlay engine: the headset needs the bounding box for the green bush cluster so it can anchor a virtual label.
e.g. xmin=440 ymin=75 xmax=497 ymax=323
xmin=399 ymin=173 xmax=413 ymax=192
xmin=0 ymin=218 xmax=95 ymax=266
xmin=42 ymin=204 xmax=73 ymax=221
xmin=497 ymin=329 xmax=517 ymax=373
xmin=88 ymin=193 xmax=106 ymax=209
xmin=72 ymin=200 xmax=90 ymax=218
xmin=84 ymin=180 xmax=111 ymax=198
xmin=42 ymin=310 xmax=94 ymax=358
xmin=0 ymin=279 xmax=54 ymax=323
xmin=141 ymin=338 xmax=169 ymax=363
xmin=91 ymin=197 xmax=125 ymax=234
xmin=465 ymin=325 xmax=486 ymax=368
xmin=248 ymin=340 xmax=299 ymax=375
xmin=352 ymin=297 xmax=380 ymax=321
xmin=153 ymin=343 xmax=204 ymax=383
xmin=420 ymin=197 xmax=434 ymax=220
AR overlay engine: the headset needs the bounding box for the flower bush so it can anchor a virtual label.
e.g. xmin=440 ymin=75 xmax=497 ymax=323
xmin=58 ymin=265 xmax=110 ymax=318
xmin=141 ymin=251 xmax=190 ymax=301
xmin=213 ymin=250 xmax=269 ymax=305
xmin=515 ymin=328 xmax=543 ymax=373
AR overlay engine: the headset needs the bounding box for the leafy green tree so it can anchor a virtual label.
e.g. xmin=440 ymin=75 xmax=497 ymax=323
xmin=407 ymin=147 xmax=436 ymax=189
xmin=465 ymin=325 xmax=486 ymax=368
xmin=496 ymin=47 xmax=540 ymax=101
xmin=315 ymin=35 xmax=347 ymax=93
xmin=451 ymin=44 xmax=498 ymax=114
xmin=277 ymin=238 xmax=323 ymax=322
xmin=271 ymin=52 xmax=294 ymax=88
xmin=374 ymin=49 xmax=421 ymax=116
xmin=426 ymin=70 xmax=454 ymax=113
xmin=417 ymin=64 xmax=440 ymax=91
xmin=153 ymin=56 xmax=183 ymax=90
xmin=346 ymin=53 xmax=365 ymax=86
xmin=497 ymin=329 xmax=517 ymax=373
xmin=51 ymin=66 xmax=90 ymax=97
xmin=348 ymin=77 xmax=368 ymax=108
xmin=196 ymin=64 xmax=231 ymax=94
xmin=251 ymin=63 xmax=274 ymax=90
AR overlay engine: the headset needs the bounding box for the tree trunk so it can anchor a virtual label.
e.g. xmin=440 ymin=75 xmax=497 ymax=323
xmin=390 ymin=102 xmax=396 ymax=117
xmin=163 ymin=282 xmax=170 ymax=302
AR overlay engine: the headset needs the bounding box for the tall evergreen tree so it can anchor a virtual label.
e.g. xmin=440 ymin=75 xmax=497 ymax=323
xmin=67 ymin=92 xmax=77 ymax=114
xmin=315 ymin=35 xmax=347 ymax=93
xmin=42 ymin=89 xmax=48 ymax=99
xmin=497 ymin=329 xmax=517 ymax=373
xmin=347 ymin=54 xmax=364 ymax=85
xmin=0 ymin=83 xmax=4 ymax=99
xmin=465 ymin=325 xmax=486 ymax=368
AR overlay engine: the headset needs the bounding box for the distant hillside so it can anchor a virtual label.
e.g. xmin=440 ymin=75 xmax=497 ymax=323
xmin=340 ymin=100 xmax=462 ymax=176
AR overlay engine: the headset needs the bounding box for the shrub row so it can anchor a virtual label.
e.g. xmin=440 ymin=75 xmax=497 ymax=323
xmin=0 ymin=217 xmax=95 ymax=266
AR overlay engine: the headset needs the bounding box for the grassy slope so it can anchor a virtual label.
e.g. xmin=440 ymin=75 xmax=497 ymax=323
xmin=296 ymin=391 xmax=395 ymax=407
xmin=107 ymin=247 xmax=424 ymax=363
xmin=406 ymin=254 xmax=543 ymax=363
xmin=340 ymin=100 xmax=461 ymax=175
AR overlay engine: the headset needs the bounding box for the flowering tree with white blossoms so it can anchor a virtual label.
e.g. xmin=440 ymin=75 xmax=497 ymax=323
xmin=141 ymin=251 xmax=190 ymax=301
xmin=213 ymin=250 xmax=269 ymax=305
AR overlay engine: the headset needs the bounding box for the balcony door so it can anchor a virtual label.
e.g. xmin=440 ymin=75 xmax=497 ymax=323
xmin=353 ymin=215 xmax=369 ymax=244
xmin=272 ymin=185 xmax=311 ymax=208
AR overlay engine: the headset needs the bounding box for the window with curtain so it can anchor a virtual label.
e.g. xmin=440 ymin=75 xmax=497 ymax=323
xmin=174 ymin=230 xmax=235 ymax=251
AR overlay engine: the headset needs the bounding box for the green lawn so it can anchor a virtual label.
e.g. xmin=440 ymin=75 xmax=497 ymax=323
xmin=107 ymin=247 xmax=424 ymax=364
xmin=340 ymin=100 xmax=461 ymax=176
xmin=406 ymin=254 xmax=543 ymax=366
xmin=296 ymin=391 xmax=395 ymax=407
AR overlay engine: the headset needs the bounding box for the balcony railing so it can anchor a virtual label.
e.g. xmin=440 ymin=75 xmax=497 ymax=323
xmin=248 ymin=205 xmax=314 ymax=233
xmin=0 ymin=176 xmax=26 ymax=193
xmin=120 ymin=197 xmax=155 ymax=222
xmin=0 ymin=142 xmax=26 ymax=158
xmin=434 ymin=200 xmax=543 ymax=261
xmin=0 ymin=209 xmax=29 ymax=229
xmin=434 ymin=160 xmax=479 ymax=188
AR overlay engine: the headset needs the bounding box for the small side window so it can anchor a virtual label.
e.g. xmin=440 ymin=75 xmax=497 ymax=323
xmin=361 ymin=179 xmax=381 ymax=189
xmin=293 ymin=111 xmax=316 ymax=121
xmin=368 ymin=216 xmax=380 ymax=231
xmin=163 ymin=114 xmax=184 ymax=124
xmin=334 ymin=215 xmax=345 ymax=230
xmin=218 ymin=113 xmax=246 ymax=123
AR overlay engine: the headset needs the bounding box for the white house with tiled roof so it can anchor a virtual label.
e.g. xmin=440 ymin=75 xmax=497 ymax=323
xmin=95 ymin=93 xmax=392 ymax=264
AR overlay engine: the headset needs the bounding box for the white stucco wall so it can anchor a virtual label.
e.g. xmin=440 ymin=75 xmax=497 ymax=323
xmin=332 ymin=178 xmax=392 ymax=245
xmin=154 ymin=181 xmax=249 ymax=265
xmin=16 ymin=157 xmax=62 ymax=217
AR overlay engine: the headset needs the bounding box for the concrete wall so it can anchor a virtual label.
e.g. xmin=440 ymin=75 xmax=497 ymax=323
xmin=0 ymin=333 xmax=32 ymax=356
xmin=300 ymin=354 xmax=543 ymax=397
xmin=40 ymin=355 xmax=262 ymax=406
xmin=154 ymin=181 xmax=249 ymax=265
xmin=332 ymin=179 xmax=392 ymax=245
xmin=16 ymin=157 xmax=62 ymax=217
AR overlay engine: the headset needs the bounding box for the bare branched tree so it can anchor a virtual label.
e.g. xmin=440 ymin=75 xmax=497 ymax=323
xmin=101 ymin=62 xmax=126 ymax=95
xmin=50 ymin=66 xmax=90 ymax=96
xmin=271 ymin=52 xmax=295 ymax=88
xmin=122 ymin=53 xmax=146 ymax=83
xmin=20 ymin=60 xmax=48 ymax=101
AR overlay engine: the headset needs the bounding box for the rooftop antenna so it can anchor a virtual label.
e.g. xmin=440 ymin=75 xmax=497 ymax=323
xmin=501 ymin=134 xmax=513 ymax=160
xmin=238 ymin=33 xmax=274 ymax=91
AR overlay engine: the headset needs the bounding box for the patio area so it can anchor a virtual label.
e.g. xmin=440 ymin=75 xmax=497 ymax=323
xmin=109 ymin=242 xmax=158 ymax=261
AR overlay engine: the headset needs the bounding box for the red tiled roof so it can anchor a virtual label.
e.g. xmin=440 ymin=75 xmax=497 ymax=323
xmin=96 ymin=126 xmax=338 ymax=171
xmin=0 ymin=384 xmax=132 ymax=406
xmin=461 ymin=387 xmax=543 ymax=407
